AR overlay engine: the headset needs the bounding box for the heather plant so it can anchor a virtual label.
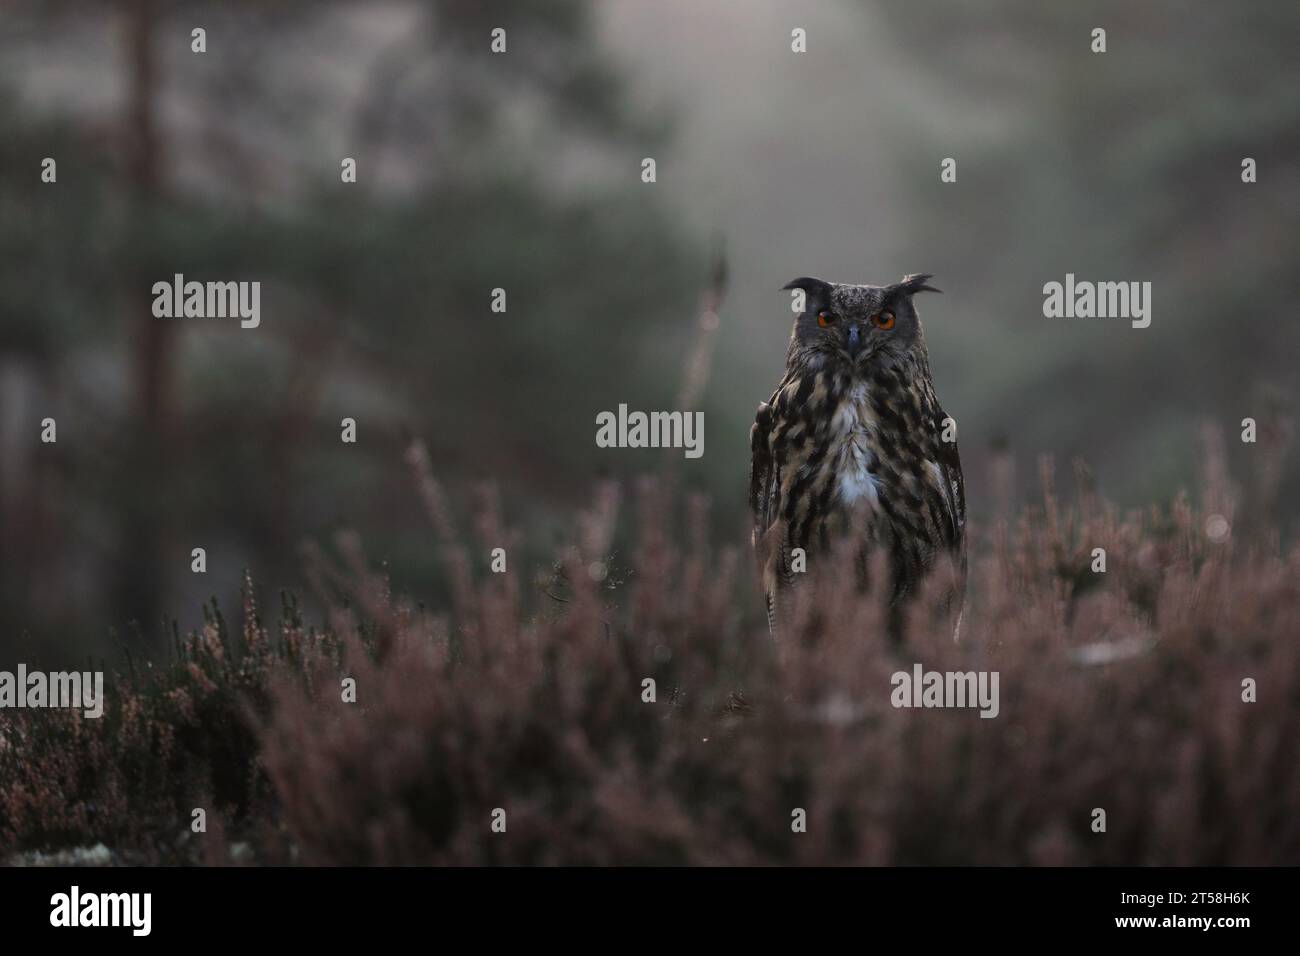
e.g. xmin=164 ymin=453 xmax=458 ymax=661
xmin=2 ymin=431 xmax=1296 ymax=865
xmin=258 ymin=433 xmax=1299 ymax=865
xmin=0 ymin=584 xmax=315 ymax=863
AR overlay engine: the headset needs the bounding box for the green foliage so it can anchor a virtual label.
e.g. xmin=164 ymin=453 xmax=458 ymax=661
xmin=0 ymin=2 xmax=700 ymax=654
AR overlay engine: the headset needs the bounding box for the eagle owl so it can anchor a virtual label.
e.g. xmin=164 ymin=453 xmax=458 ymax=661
xmin=748 ymin=273 xmax=966 ymax=640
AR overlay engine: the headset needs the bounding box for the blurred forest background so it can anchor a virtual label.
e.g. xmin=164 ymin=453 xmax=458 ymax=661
xmin=1 ymin=0 xmax=1296 ymax=660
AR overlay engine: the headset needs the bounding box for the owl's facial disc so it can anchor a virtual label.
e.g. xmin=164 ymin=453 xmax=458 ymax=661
xmin=786 ymin=275 xmax=938 ymax=373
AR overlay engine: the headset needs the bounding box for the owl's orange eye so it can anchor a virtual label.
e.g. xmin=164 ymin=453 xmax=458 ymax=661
xmin=874 ymin=311 xmax=896 ymax=330
xmin=817 ymin=310 xmax=835 ymax=328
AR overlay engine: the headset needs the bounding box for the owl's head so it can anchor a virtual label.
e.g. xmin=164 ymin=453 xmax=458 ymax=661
xmin=782 ymin=273 xmax=941 ymax=372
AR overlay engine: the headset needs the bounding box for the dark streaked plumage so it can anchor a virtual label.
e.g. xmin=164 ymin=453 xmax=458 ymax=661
xmin=749 ymin=273 xmax=965 ymax=639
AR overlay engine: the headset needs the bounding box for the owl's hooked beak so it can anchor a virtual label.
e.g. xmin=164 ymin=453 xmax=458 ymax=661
xmin=846 ymin=323 xmax=865 ymax=359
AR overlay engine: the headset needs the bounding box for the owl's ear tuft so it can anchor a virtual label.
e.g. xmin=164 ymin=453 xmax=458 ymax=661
xmin=896 ymin=273 xmax=941 ymax=295
xmin=781 ymin=276 xmax=833 ymax=311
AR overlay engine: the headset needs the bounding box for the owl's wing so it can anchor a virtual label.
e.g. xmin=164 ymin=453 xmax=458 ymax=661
xmin=929 ymin=415 xmax=968 ymax=625
xmin=932 ymin=431 xmax=966 ymax=553
xmin=749 ymin=395 xmax=786 ymax=633
xmin=748 ymin=400 xmax=776 ymax=538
